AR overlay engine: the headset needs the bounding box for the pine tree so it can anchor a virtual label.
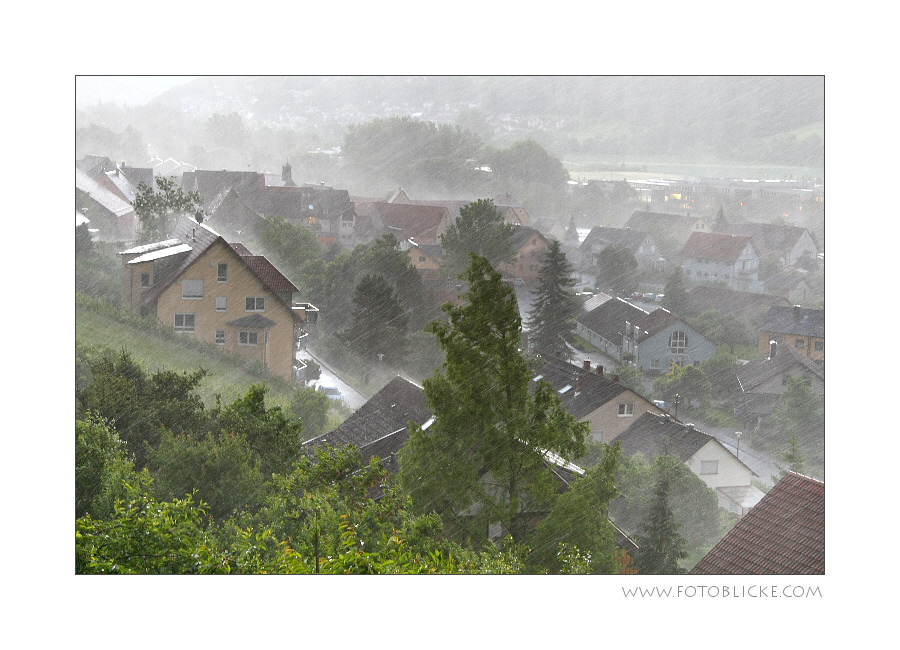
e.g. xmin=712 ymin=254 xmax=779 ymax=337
xmin=400 ymin=254 xmax=588 ymax=543
xmin=634 ymin=459 xmax=688 ymax=574
xmin=526 ymin=239 xmax=581 ymax=355
xmin=343 ymin=274 xmax=408 ymax=362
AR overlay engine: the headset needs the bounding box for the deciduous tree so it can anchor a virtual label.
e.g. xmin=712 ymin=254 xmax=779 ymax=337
xmin=133 ymin=176 xmax=205 ymax=244
xmin=439 ymin=199 xmax=515 ymax=279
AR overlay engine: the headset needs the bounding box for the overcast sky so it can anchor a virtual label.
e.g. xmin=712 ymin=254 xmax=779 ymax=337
xmin=75 ymin=76 xmax=197 ymax=106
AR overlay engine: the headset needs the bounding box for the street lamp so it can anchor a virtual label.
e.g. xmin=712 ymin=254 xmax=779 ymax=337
xmin=735 ymin=431 xmax=743 ymax=460
xmin=673 ymin=393 xmax=682 ymax=419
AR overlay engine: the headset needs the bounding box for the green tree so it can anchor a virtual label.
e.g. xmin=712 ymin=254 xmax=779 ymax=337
xmin=133 ymin=176 xmax=205 ymax=244
xmin=688 ymin=309 xmax=753 ymax=354
xmin=652 ymin=363 xmax=711 ymax=410
xmin=700 ymin=347 xmax=743 ymax=402
xmin=527 ymin=442 xmax=622 ymax=574
xmin=526 ymin=239 xmax=581 ymax=355
xmin=771 ymin=375 xmax=823 ymax=477
xmin=596 ymin=244 xmax=639 ymax=296
xmin=342 ymin=273 xmax=408 ymax=362
xmin=75 ymin=413 xmax=140 ymax=519
xmin=439 ymin=199 xmax=515 ymax=280
xmin=611 ymin=454 xmax=722 ymax=568
xmin=400 ymin=255 xmax=588 ymax=543
xmin=661 ymin=267 xmax=689 ymax=315
xmin=633 ymin=457 xmax=688 ymax=574
xmin=289 ymin=385 xmax=331 ymax=440
xmin=214 ymin=384 xmax=305 ymax=478
xmin=147 ymin=430 xmax=266 ymax=521
xmin=75 ymin=222 xmax=93 ymax=258
xmin=76 ymin=348 xmax=209 ymax=469
xmin=257 ymin=214 xmax=323 ymax=280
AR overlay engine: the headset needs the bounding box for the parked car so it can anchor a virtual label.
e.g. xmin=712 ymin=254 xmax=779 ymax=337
xmin=643 ymin=293 xmax=655 ymax=302
xmin=652 ymin=399 xmax=667 ymax=411
xmin=630 ymin=292 xmax=643 ymax=300
xmin=655 ymin=293 xmax=664 ymax=303
xmin=319 ymin=386 xmax=342 ymax=401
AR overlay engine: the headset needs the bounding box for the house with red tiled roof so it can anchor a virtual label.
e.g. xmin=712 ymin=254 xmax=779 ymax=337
xmin=680 ymin=231 xmax=761 ymax=291
xmin=118 ymin=215 xmax=318 ymax=382
xmin=357 ymin=202 xmax=451 ymax=246
xmin=719 ymin=221 xmax=818 ymax=269
xmin=689 ymin=472 xmax=824 ymax=574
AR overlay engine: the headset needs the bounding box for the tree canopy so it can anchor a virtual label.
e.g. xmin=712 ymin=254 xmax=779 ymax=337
xmin=439 ymin=199 xmax=515 ymax=280
xmin=400 ymin=254 xmax=588 ymax=543
xmin=133 ymin=176 xmax=205 ymax=243
xmin=526 ymin=239 xmax=581 ymax=356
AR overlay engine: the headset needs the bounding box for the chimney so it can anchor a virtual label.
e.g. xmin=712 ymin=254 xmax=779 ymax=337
xmin=583 ymin=359 xmax=591 ymax=371
xmin=597 ymin=365 xmax=604 ymax=376
xmin=769 ymin=340 xmax=777 ymax=360
xmin=576 ymin=375 xmax=584 ymax=391
xmin=192 ymin=227 xmax=196 ymax=241
xmin=555 ymin=350 xmax=561 ymax=359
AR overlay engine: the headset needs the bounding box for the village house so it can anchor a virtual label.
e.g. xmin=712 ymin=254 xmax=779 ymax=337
xmin=501 ymin=226 xmax=549 ymax=285
xmin=719 ymin=221 xmax=819 ymax=269
xmin=689 ymin=472 xmax=824 ymax=574
xmin=735 ymin=341 xmax=825 ymax=432
xmin=579 ymin=225 xmax=664 ymax=272
xmin=353 ymin=201 xmax=451 ymax=246
xmin=684 ymin=285 xmax=791 ymax=327
xmin=612 ymin=412 xmax=765 ymax=517
xmin=76 ymin=167 xmax=138 ymax=242
xmin=623 ymin=210 xmax=712 ymax=249
xmin=533 ymin=355 xmax=666 ymax=443
xmin=575 ymin=297 xmax=716 ymax=371
xmin=680 ymin=231 xmax=762 ymax=291
xmin=757 ymin=305 xmax=824 ymax=364
xmin=182 ymin=165 xmax=358 ymax=248
xmin=118 ymin=215 xmax=318 ymax=382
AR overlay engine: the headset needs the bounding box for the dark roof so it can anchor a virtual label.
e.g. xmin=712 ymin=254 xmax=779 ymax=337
xmin=509 ymin=226 xmax=546 ymax=249
xmin=689 ymin=472 xmax=824 ymax=574
xmin=226 ymin=314 xmax=277 ymax=328
xmin=577 ymin=297 xmax=650 ymax=342
xmin=238 ymin=255 xmax=299 ymax=294
xmin=370 ymin=202 xmax=449 ymax=244
xmin=612 ymin=412 xmax=714 ymax=463
xmin=737 ymin=343 xmax=825 ymax=394
xmin=624 ymin=210 xmax=698 ymax=230
xmin=719 ymin=222 xmax=813 ymax=258
xmin=759 ymin=305 xmax=825 ymax=338
xmin=580 ymin=226 xmax=648 ymax=253
xmin=686 ymin=285 xmax=792 ymax=320
xmin=533 ymin=355 xmax=631 ymax=420
xmin=303 ymin=376 xmax=431 ymax=450
xmin=576 ymin=297 xmax=685 ymax=342
xmin=681 ymin=231 xmax=756 ymax=263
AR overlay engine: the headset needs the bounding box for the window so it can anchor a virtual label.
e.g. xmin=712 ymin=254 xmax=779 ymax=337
xmin=239 ymin=331 xmax=258 ymax=346
xmin=182 ymin=279 xmax=204 ymax=299
xmin=699 ymin=460 xmax=719 ymax=475
xmin=217 ymin=263 xmax=228 ymax=282
xmin=419 ymin=256 xmax=426 ymax=263
xmin=215 ymin=330 xmax=225 ymax=345
xmin=669 ymin=331 xmax=688 ymax=354
xmin=796 ymin=339 xmax=805 ymax=349
xmin=617 ymin=403 xmax=634 ymax=417
xmin=141 ymin=273 xmax=150 ymax=288
xmin=174 ymin=313 xmax=195 ymax=332
xmin=814 ymin=340 xmax=824 ymax=351
xmin=246 ymin=297 xmax=266 ymax=312
xmin=216 ymin=296 xmax=227 ymax=312
xmin=650 ymin=358 xmax=660 ymax=370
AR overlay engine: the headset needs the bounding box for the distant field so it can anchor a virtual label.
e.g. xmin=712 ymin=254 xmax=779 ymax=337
xmin=75 ymin=299 xmax=297 ymax=410
xmin=561 ymin=157 xmax=822 ymax=182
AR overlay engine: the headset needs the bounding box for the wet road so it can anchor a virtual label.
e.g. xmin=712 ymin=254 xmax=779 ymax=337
xmin=296 ymin=348 xmax=368 ymax=410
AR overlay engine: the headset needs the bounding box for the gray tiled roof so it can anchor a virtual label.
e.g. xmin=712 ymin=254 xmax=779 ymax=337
xmin=303 ymin=376 xmax=431 ymax=451
xmin=736 ymin=343 xmax=825 ymax=394
xmin=612 ymin=412 xmax=712 ymax=463
xmin=760 ymin=305 xmax=825 ymax=338
xmin=533 ymin=355 xmax=631 ymax=421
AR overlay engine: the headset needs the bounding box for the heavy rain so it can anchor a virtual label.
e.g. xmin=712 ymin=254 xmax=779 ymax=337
xmin=74 ymin=74 xmax=829 ymax=604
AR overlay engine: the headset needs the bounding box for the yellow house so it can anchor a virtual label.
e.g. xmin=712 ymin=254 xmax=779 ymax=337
xmin=534 ymin=356 xmax=666 ymax=444
xmin=119 ymin=216 xmax=317 ymax=382
xmin=757 ymin=305 xmax=824 ymax=364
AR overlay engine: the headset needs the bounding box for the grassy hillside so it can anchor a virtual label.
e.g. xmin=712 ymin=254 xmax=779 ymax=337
xmin=75 ymin=294 xmax=296 ymax=410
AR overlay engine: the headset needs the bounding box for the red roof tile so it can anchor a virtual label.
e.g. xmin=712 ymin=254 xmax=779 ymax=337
xmin=689 ymin=472 xmax=824 ymax=574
